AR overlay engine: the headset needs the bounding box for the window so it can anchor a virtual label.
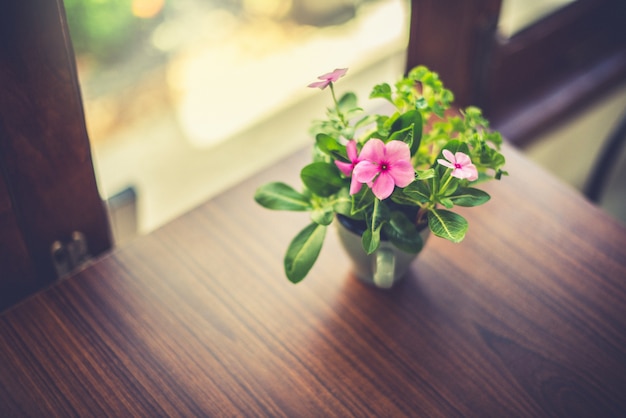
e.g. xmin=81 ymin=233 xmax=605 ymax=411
xmin=65 ymin=0 xmax=411 ymax=237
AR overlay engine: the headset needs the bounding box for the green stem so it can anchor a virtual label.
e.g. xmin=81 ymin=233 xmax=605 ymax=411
xmin=415 ymin=206 xmax=428 ymax=227
xmin=330 ymin=82 xmax=338 ymax=107
xmin=438 ymin=170 xmax=454 ymax=195
xmin=329 ymin=83 xmax=348 ymax=128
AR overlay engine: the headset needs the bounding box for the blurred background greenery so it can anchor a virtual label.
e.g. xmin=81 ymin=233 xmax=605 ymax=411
xmin=64 ymin=0 xmax=166 ymax=65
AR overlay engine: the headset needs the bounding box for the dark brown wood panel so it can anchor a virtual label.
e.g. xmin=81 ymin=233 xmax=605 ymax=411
xmin=486 ymin=0 xmax=626 ymax=107
xmin=406 ymin=0 xmax=502 ymax=108
xmin=407 ymin=0 xmax=626 ymax=146
xmin=0 ymin=0 xmax=111 ymax=309
xmin=0 ymin=171 xmax=38 ymax=308
xmin=0 ymin=144 xmax=625 ymax=416
xmin=484 ymin=0 xmax=626 ymax=143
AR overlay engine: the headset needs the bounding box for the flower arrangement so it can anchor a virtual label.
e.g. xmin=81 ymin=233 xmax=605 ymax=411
xmin=255 ymin=66 xmax=507 ymax=283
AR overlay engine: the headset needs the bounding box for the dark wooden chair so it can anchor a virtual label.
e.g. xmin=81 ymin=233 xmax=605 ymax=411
xmin=583 ymin=109 xmax=626 ymax=202
xmin=406 ymin=0 xmax=626 ymax=147
xmin=0 ymin=1 xmax=112 ymax=311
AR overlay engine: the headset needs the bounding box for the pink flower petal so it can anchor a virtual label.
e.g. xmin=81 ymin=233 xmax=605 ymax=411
xmin=454 ymin=152 xmax=472 ymax=166
xmin=371 ymin=172 xmax=395 ymax=200
xmin=349 ymin=176 xmax=363 ymax=195
xmin=346 ymin=140 xmax=358 ymax=161
xmin=335 ymin=160 xmax=354 ymax=177
xmin=388 ymin=160 xmax=415 ymax=187
xmin=437 ymin=158 xmax=455 ymax=169
xmin=438 ymin=149 xmax=478 ymax=181
xmin=358 ymin=138 xmax=384 ymax=162
xmin=461 ymin=164 xmax=479 ymax=181
xmin=319 ymin=68 xmax=348 ymax=82
xmin=353 ymin=161 xmax=379 ymax=183
xmin=442 ymin=149 xmax=455 ymax=163
xmin=334 ymin=140 xmax=360 ymax=177
xmin=384 ymin=140 xmax=411 ymax=163
xmin=307 ymin=80 xmax=331 ymax=89
xmin=308 ymin=68 xmax=348 ymax=89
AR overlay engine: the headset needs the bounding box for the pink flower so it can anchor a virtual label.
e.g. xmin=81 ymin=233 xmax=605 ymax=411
xmin=438 ymin=149 xmax=478 ymax=181
xmin=335 ymin=140 xmax=363 ymax=195
xmin=307 ymin=68 xmax=348 ymax=89
xmin=352 ymin=139 xmax=415 ymax=200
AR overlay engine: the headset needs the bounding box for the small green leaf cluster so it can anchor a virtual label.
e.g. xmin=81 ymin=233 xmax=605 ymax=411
xmin=254 ymin=66 xmax=507 ymax=283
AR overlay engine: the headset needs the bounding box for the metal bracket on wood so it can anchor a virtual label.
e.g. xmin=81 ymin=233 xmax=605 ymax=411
xmin=50 ymin=231 xmax=91 ymax=279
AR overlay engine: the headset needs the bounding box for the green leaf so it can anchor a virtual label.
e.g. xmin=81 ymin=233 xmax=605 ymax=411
xmin=361 ymin=228 xmax=379 ymax=255
xmin=416 ymin=169 xmax=435 ymax=180
xmin=439 ymin=197 xmax=454 ymax=208
xmin=432 ymin=102 xmax=445 ymax=118
xmin=354 ymin=114 xmax=379 ymax=130
xmin=338 ymin=92 xmax=358 ymax=111
xmin=254 ymin=182 xmax=311 ymax=211
xmin=484 ymin=149 xmax=506 ymax=169
xmin=485 ymin=130 xmax=503 ymax=147
xmin=370 ymin=82 xmax=393 ymax=102
xmin=388 ymin=125 xmax=413 ymax=146
xmin=300 ymin=162 xmax=344 ymax=197
xmin=284 ymin=223 xmax=327 ymax=283
xmin=442 ymin=89 xmax=454 ymax=105
xmin=408 ymin=65 xmax=429 ymax=80
xmin=330 ymin=188 xmax=352 ymax=217
xmin=332 ymin=188 xmax=352 ymax=216
xmin=362 ymin=199 xmax=388 ymax=254
xmin=427 ymin=209 xmax=468 ymax=243
xmin=315 ymin=133 xmax=345 ymax=159
xmin=441 ymin=181 xmax=458 ymax=196
xmin=449 ymin=187 xmax=491 ymax=207
xmin=415 ymin=97 xmax=427 ymax=109
xmin=351 ymin=187 xmax=374 ymax=218
xmin=402 ymin=180 xmax=431 ymax=204
xmin=439 ymin=139 xmax=470 ymax=156
xmin=311 ymin=208 xmax=334 ymax=225
xmin=391 ymin=109 xmax=422 ymax=154
xmin=370 ymin=199 xmax=388 ymax=233
xmin=384 ymin=211 xmax=424 ymax=253
xmin=389 ymin=191 xmax=419 ymax=207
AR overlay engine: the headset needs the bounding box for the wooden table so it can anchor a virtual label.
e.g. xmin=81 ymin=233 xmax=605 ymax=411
xmin=1 ymin=144 xmax=625 ymax=417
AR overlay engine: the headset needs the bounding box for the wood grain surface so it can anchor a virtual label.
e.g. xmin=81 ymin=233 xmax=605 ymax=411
xmin=1 ymin=144 xmax=625 ymax=417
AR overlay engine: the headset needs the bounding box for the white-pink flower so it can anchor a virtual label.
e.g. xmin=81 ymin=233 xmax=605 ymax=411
xmin=437 ymin=149 xmax=478 ymax=181
xmin=307 ymin=68 xmax=348 ymax=90
xmin=352 ymin=139 xmax=415 ymax=200
xmin=334 ymin=140 xmax=363 ymax=195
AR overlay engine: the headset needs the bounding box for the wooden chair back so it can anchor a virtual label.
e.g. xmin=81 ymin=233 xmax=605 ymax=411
xmin=406 ymin=0 xmax=626 ymax=146
xmin=0 ymin=0 xmax=112 ymax=311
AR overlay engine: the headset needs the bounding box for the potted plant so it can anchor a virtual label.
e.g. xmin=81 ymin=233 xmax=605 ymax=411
xmin=254 ymin=66 xmax=507 ymax=287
